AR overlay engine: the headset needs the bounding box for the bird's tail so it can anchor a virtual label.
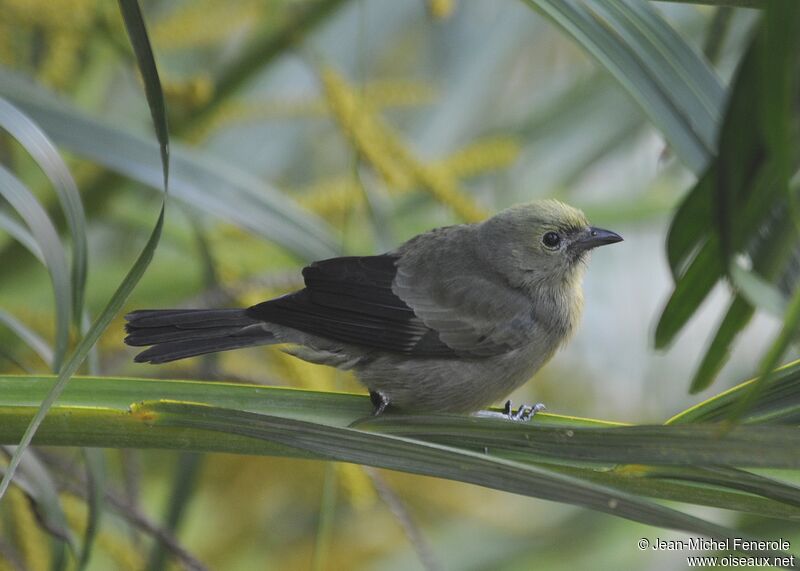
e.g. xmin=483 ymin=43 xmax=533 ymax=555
xmin=124 ymin=309 xmax=275 ymax=364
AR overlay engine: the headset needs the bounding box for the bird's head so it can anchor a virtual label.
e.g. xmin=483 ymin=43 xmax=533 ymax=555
xmin=478 ymin=199 xmax=622 ymax=290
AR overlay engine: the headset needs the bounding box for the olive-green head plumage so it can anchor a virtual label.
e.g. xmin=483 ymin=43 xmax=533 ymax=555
xmin=478 ymin=199 xmax=622 ymax=291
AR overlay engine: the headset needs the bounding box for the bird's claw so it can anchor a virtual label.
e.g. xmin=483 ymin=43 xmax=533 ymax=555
xmin=502 ymin=400 xmax=545 ymax=421
xmin=370 ymin=390 xmax=390 ymax=416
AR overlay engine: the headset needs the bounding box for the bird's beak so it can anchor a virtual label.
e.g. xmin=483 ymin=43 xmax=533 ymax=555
xmin=575 ymin=227 xmax=623 ymax=251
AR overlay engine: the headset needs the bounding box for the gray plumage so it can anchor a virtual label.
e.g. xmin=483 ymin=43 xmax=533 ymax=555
xmin=125 ymin=199 xmax=621 ymax=413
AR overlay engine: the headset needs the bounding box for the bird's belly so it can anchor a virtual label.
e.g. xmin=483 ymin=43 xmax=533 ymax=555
xmin=356 ymin=344 xmax=553 ymax=413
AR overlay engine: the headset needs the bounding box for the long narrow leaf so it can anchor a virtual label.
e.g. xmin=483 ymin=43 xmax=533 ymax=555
xmin=521 ymin=0 xmax=724 ymax=174
xmin=729 ymin=285 xmax=800 ymax=422
xmin=538 ymin=463 xmax=800 ymax=521
xmin=688 ymin=206 xmax=798 ymax=392
xmin=731 ymin=262 xmax=788 ymax=318
xmin=659 ymin=2 xmax=800 ymax=370
xmin=0 ymin=209 xmax=165 ymax=503
xmin=0 ymin=309 xmax=53 ymax=367
xmin=1 ymin=374 xmax=799 ymax=525
xmin=689 ymin=296 xmax=755 ymax=392
xmin=134 ymin=400 xmax=795 ymax=562
xmin=668 ymin=359 xmax=800 ymax=425
xmin=0 ymin=209 xmax=43 ymax=262
xmin=117 ymin=0 xmax=169 ymax=187
xmin=0 ymin=0 xmax=170 ymax=503
xmin=595 ymin=1 xmax=721 ymax=148
xmin=655 ymin=238 xmax=723 ymax=349
xmin=0 ymin=97 xmax=87 ymax=324
xmin=0 ymin=165 xmax=70 ymax=369
xmin=78 ymin=448 xmax=105 ymax=571
xmin=360 ymin=416 xmax=800 ymax=468
xmin=0 ymin=446 xmax=76 ymax=551
xmin=657 ymin=164 xmax=784 ymax=350
xmin=657 ymin=1 xmax=762 ymax=7
xmin=0 ymin=69 xmax=340 ymax=261
xmin=666 ymin=166 xmax=713 ymax=278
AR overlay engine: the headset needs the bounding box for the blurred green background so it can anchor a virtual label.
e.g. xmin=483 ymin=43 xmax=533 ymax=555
xmin=1 ymin=1 xmax=797 ymax=570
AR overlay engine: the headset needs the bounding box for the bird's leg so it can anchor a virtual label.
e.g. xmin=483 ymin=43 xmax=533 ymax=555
xmin=475 ymin=400 xmax=545 ymax=421
xmin=370 ymin=390 xmax=390 ymax=416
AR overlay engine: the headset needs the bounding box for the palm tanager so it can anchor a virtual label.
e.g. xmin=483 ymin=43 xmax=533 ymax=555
xmin=125 ymin=199 xmax=622 ymax=417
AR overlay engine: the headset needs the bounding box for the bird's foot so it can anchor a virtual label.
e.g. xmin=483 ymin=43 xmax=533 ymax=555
xmin=370 ymin=390 xmax=390 ymax=416
xmin=473 ymin=400 xmax=545 ymax=421
xmin=503 ymin=400 xmax=545 ymax=421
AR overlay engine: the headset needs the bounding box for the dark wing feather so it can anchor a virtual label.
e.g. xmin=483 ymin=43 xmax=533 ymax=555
xmin=246 ymin=255 xmax=457 ymax=356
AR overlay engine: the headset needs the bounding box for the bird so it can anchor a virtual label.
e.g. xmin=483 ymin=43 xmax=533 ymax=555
xmin=125 ymin=199 xmax=622 ymax=418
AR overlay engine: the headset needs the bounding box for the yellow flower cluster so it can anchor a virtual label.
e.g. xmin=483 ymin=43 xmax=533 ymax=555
xmin=428 ymin=0 xmax=457 ymax=20
xmin=298 ymin=137 xmax=520 ymax=220
xmin=1 ymin=0 xmax=95 ymax=29
xmin=321 ymin=68 xmax=415 ymax=189
xmin=150 ymin=0 xmax=263 ymax=51
xmin=409 ymin=163 xmax=487 ymax=223
xmin=61 ymin=493 xmax=145 ymax=570
xmin=5 ymin=487 xmax=49 ymax=571
xmin=0 ymin=0 xmax=97 ymax=88
xmin=336 ymin=463 xmax=378 ymax=511
xmin=296 ymin=178 xmax=364 ymax=221
xmin=438 ymin=137 xmax=520 ymax=178
xmin=188 ymin=79 xmax=438 ymax=143
xmin=320 ymin=67 xmax=491 ymax=222
xmin=161 ymin=73 xmax=214 ymax=109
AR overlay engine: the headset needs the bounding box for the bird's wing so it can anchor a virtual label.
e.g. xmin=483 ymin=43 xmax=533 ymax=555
xmin=246 ymin=255 xmax=457 ymax=356
xmin=392 ymin=250 xmax=537 ymax=357
xmin=247 ymin=251 xmax=536 ymax=358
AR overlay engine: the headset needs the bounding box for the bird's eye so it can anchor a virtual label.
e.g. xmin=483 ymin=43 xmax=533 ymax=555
xmin=542 ymin=231 xmax=561 ymax=249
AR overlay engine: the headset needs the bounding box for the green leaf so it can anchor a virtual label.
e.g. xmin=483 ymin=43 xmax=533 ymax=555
xmin=540 ymin=463 xmax=800 ymax=521
xmin=0 ymin=68 xmax=340 ymax=261
xmin=1 ymin=446 xmax=76 ymax=552
xmin=77 ymin=448 xmax=105 ymax=571
xmin=657 ymin=161 xmax=788 ymax=350
xmin=2 ymin=374 xmax=800 ymax=533
xmin=654 ymin=1 xmax=763 ymax=7
xmin=667 ymin=359 xmax=800 ymax=425
xmin=729 ymin=284 xmax=800 ymax=423
xmin=0 ymin=165 xmax=71 ymax=369
xmin=684 ymin=205 xmax=798 ymax=392
xmin=675 ymin=182 xmax=798 ymax=390
xmin=654 ymin=238 xmax=723 ymax=349
xmin=135 ymin=400 xmax=795 ymax=560
xmin=711 ymin=2 xmax=799 ymax=269
xmin=0 ymin=209 xmax=43 ymax=262
xmin=117 ymin=0 xmax=169 ymax=188
xmin=0 ymin=97 xmax=87 ymax=324
xmin=730 ymin=262 xmax=787 ymax=318
xmin=702 ymin=7 xmax=735 ymax=65
xmin=664 ymin=466 xmax=800 ymax=510
xmin=666 ymin=166 xmax=713 ymax=278
xmin=689 ymin=295 xmax=755 ymax=393
xmin=521 ymin=0 xmax=724 ymax=174
xmin=659 ymin=1 xmax=800 ymax=360
xmin=0 ymin=207 xmax=166 ymax=503
xmin=360 ymin=416 xmax=800 ymax=468
xmin=0 ymin=309 xmax=53 ymax=367
xmin=597 ymin=1 xmax=723 ymax=140
xmin=0 ymin=0 xmax=170 ymax=503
